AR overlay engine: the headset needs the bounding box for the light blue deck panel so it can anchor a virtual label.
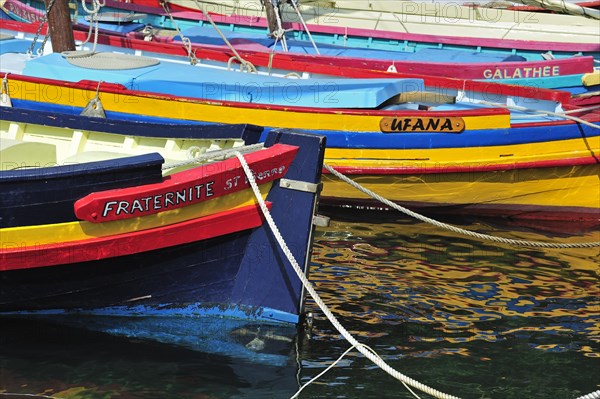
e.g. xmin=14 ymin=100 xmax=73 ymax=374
xmin=18 ymin=47 xmax=425 ymax=108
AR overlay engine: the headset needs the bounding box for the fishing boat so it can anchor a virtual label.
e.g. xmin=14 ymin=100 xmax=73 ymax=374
xmin=155 ymin=0 xmax=600 ymax=44
xmin=266 ymin=0 xmax=600 ymax=18
xmin=0 ymin=105 xmax=327 ymax=360
xmin=1 ymin=21 xmax=598 ymax=224
xmin=1 ymin=12 xmax=597 ymax=93
xmin=10 ymin=0 xmax=599 ymax=60
xmin=96 ymin=0 xmax=600 ymax=58
xmin=2 ymin=0 xmax=594 ymax=92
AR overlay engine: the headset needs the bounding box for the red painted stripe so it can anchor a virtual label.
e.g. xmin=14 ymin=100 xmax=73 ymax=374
xmin=325 ymin=156 xmax=599 ymax=175
xmin=0 ymin=203 xmax=270 ymax=271
xmin=74 ymin=143 xmax=297 ymax=222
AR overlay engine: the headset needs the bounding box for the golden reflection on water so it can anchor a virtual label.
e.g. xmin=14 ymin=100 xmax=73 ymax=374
xmin=309 ymin=215 xmax=600 ymax=358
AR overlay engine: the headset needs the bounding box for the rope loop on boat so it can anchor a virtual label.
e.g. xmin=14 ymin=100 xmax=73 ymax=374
xmin=235 ymin=151 xmax=461 ymax=399
xmin=323 ymin=164 xmax=600 ymax=249
xmin=269 ymin=0 xmax=289 ymax=52
xmin=227 ymin=56 xmax=258 ymax=73
xmin=159 ymin=0 xmax=198 ymax=65
xmin=82 ymin=0 xmax=99 ymax=52
xmin=190 ymin=0 xmax=257 ymax=72
xmin=80 ymin=0 xmax=104 ymax=53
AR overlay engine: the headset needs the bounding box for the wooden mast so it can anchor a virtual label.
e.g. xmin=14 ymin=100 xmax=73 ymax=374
xmin=261 ymin=0 xmax=280 ymax=36
xmin=45 ymin=0 xmax=75 ymax=52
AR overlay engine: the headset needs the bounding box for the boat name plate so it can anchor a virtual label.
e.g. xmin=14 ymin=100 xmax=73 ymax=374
xmin=380 ymin=117 xmax=465 ymax=133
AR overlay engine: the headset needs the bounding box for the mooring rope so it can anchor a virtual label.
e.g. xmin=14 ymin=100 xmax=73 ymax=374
xmin=510 ymin=104 xmax=600 ymax=119
xmin=323 ymin=164 xmax=600 ymax=249
xmin=162 ymin=143 xmax=264 ymax=171
xmin=576 ymin=390 xmax=600 ymax=399
xmin=235 ymin=152 xmax=461 ymax=399
xmin=474 ymin=100 xmax=600 ymax=130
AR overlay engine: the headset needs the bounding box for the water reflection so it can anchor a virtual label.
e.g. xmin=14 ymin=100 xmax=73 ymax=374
xmin=0 ymin=318 xmax=303 ymax=399
xmin=303 ymin=211 xmax=599 ymax=397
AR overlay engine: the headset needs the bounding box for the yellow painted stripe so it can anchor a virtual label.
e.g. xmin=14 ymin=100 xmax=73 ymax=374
xmin=324 ymin=137 xmax=600 ymax=168
xmin=9 ymin=80 xmax=511 ymax=131
xmin=321 ymin=164 xmax=600 ymax=209
xmin=1 ymin=185 xmax=271 ymax=246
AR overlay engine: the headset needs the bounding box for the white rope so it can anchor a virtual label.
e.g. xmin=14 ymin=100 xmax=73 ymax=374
xmin=235 ymin=152 xmax=461 ymax=399
xmin=564 ymin=105 xmax=600 ymax=114
xmin=291 ymin=345 xmax=357 ymax=399
xmin=288 ymin=0 xmax=320 ymax=55
xmin=267 ymin=45 xmax=276 ymax=75
xmin=576 ymin=390 xmax=600 ymax=399
xmin=162 ymin=143 xmax=263 ymax=171
xmin=510 ymin=102 xmax=600 ymax=118
xmin=270 ymin=0 xmax=289 ymax=52
xmin=291 ymin=343 xmax=423 ymax=399
xmin=323 ymin=164 xmax=600 ymax=249
xmin=475 ymin=100 xmax=600 ymax=130
xmin=80 ymin=0 xmax=104 ymax=53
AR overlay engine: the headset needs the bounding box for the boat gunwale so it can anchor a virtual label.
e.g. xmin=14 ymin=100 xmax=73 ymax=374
xmin=96 ymin=0 xmax=600 ymax=52
xmin=5 ymin=71 xmax=579 ymax=121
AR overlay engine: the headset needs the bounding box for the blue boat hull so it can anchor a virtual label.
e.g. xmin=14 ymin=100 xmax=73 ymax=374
xmin=0 ymin=109 xmax=327 ymax=330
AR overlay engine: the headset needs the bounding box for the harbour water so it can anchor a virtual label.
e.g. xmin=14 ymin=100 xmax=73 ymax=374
xmin=1 ymin=210 xmax=598 ymax=399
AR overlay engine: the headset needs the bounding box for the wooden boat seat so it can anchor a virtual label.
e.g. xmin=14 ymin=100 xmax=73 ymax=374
xmin=0 ymin=139 xmax=56 ymax=170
